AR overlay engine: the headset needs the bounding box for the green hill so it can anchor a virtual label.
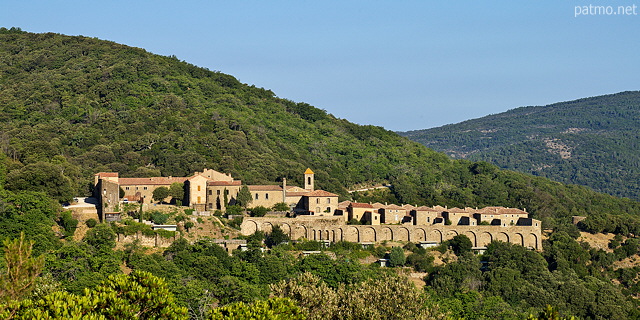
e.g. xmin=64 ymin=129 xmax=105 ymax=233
xmin=2 ymin=28 xmax=640 ymax=230
xmin=400 ymin=91 xmax=640 ymax=200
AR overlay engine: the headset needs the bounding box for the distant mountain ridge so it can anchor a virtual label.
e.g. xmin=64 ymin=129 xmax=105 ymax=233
xmin=400 ymin=91 xmax=640 ymax=199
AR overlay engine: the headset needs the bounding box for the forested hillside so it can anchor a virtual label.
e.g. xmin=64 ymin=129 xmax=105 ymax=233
xmin=2 ymin=30 xmax=640 ymax=231
xmin=401 ymin=91 xmax=640 ymax=200
xmin=3 ymin=28 xmax=640 ymax=319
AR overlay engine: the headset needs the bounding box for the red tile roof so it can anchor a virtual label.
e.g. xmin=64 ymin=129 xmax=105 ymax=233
xmin=119 ymin=177 xmax=189 ymax=185
xmin=286 ymin=192 xmax=309 ymax=197
xmin=249 ymin=185 xmax=283 ymax=191
xmin=208 ymin=181 xmax=242 ymax=186
xmin=96 ymin=172 xmax=119 ymax=178
xmin=349 ymin=202 xmax=374 ymax=209
xmin=305 ymin=190 xmax=339 ymax=197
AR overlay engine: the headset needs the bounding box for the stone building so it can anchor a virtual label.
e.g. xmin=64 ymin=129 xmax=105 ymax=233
xmin=94 ymin=168 xmax=340 ymax=217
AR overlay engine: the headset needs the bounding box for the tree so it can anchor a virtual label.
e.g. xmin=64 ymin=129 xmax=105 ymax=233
xmin=5 ymin=162 xmax=74 ymax=203
xmin=84 ymin=224 xmax=116 ymax=252
xmin=250 ymin=206 xmax=269 ymax=217
xmin=237 ymin=185 xmax=252 ymax=208
xmin=388 ymin=246 xmax=406 ymax=267
xmin=448 ymin=234 xmax=472 ymax=256
xmin=209 ymin=297 xmax=305 ymax=320
xmin=0 ymin=271 xmax=188 ymax=319
xmin=273 ymin=202 xmax=290 ymax=212
xmin=152 ymin=186 xmax=170 ymax=203
xmin=266 ymin=225 xmax=290 ymax=248
xmin=169 ymin=183 xmax=184 ymax=203
xmin=0 ymin=233 xmax=45 ymax=303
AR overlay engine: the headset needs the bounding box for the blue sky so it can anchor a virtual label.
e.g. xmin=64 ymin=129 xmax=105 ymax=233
xmin=2 ymin=1 xmax=639 ymax=131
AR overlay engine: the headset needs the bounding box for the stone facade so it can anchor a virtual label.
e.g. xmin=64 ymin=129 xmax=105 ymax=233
xmin=241 ymin=216 xmax=543 ymax=250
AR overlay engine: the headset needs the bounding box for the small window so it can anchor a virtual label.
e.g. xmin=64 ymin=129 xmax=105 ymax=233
xmin=217 ymin=190 xmax=221 ymax=195
xmin=266 ymin=193 xmax=269 ymax=200
xmin=208 ymin=203 xmax=213 ymax=210
xmin=143 ymin=187 xmax=148 ymax=190
xmin=125 ymin=187 xmax=129 ymax=190
xmin=197 ymin=186 xmax=201 ymax=192
xmin=255 ymin=193 xmax=259 ymax=200
xmin=316 ymin=198 xmax=320 ymax=204
xmin=197 ymin=196 xmax=201 ymax=203
xmin=136 ymin=187 xmax=139 ymax=190
xmin=326 ymin=207 xmax=331 ymax=212
xmin=208 ymin=190 xmax=212 ymax=195
xmin=327 ymin=198 xmax=330 ymax=204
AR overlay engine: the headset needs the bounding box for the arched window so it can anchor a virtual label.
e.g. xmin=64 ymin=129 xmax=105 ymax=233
xmin=197 ymin=186 xmax=201 ymax=191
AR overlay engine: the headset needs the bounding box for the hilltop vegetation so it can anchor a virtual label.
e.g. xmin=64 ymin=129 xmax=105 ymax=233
xmin=401 ymin=91 xmax=640 ymax=200
xmin=2 ymin=28 xmax=640 ymax=319
xmin=2 ymin=29 xmax=640 ymax=232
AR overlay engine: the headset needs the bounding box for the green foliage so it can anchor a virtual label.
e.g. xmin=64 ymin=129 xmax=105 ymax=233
xmin=152 ymin=186 xmax=170 ymax=203
xmin=402 ymin=91 xmax=640 ymax=201
xmin=183 ymin=221 xmax=194 ymax=232
xmin=272 ymin=202 xmax=290 ymax=211
xmin=226 ymin=205 xmax=243 ymax=216
xmin=209 ymin=297 xmax=305 ymax=320
xmin=169 ymin=183 xmax=184 ymax=202
xmin=227 ymin=216 xmax=243 ymax=229
xmin=388 ymin=246 xmax=406 ymax=267
xmin=271 ymin=272 xmax=440 ymax=320
xmin=0 ymin=270 xmax=188 ymax=319
xmin=237 ymin=186 xmax=252 ymax=208
xmin=0 ymin=233 xmax=45 ymax=303
xmin=1 ymin=31 xmax=639 ymax=234
xmin=265 ymin=225 xmax=289 ymax=248
xmin=83 ymin=224 xmax=116 ymax=252
xmin=85 ymin=218 xmax=98 ymax=228
xmin=249 ymin=206 xmax=268 ymax=217
xmin=149 ymin=211 xmax=170 ymax=225
xmin=447 ymin=234 xmax=473 ymax=256
xmin=5 ymin=162 xmax=74 ymax=203
xmin=56 ymin=211 xmax=78 ymax=238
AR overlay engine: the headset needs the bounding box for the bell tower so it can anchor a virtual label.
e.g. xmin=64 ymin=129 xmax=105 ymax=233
xmin=304 ymin=168 xmax=314 ymax=191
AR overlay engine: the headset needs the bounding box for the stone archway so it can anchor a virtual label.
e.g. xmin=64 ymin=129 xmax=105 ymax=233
xmin=361 ymin=227 xmax=377 ymax=242
xmin=445 ymin=230 xmax=458 ymax=241
xmin=380 ymin=227 xmax=393 ymax=241
xmin=479 ymin=232 xmax=493 ymax=247
xmin=413 ymin=228 xmax=427 ymax=242
xmin=464 ymin=231 xmax=477 ymax=247
xmin=429 ymin=229 xmax=443 ymax=243
xmin=395 ymin=227 xmax=410 ymax=242
xmin=496 ymin=232 xmax=509 ymax=243
xmin=344 ymin=226 xmax=359 ymax=242
xmin=515 ymin=233 xmax=525 ymax=246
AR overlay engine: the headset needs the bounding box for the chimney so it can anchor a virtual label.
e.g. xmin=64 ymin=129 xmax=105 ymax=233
xmin=282 ymin=178 xmax=287 ymax=203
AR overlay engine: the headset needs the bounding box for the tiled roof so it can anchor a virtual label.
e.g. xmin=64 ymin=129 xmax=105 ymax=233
xmin=447 ymin=207 xmax=468 ymax=213
xmin=286 ymin=192 xmax=309 ymax=197
xmin=304 ymin=168 xmax=314 ymax=174
xmin=249 ymin=185 xmax=283 ymax=191
xmin=413 ymin=206 xmax=440 ymax=212
xmin=305 ymin=190 xmax=339 ymax=197
xmin=385 ymin=204 xmax=405 ymax=210
xmin=208 ymin=181 xmax=242 ymax=186
xmin=349 ymin=202 xmax=374 ymax=209
xmin=119 ymin=177 xmax=189 ymax=185
xmin=96 ymin=172 xmax=119 ymax=178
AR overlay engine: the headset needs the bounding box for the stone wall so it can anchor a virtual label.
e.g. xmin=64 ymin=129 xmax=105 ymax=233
xmin=241 ymin=217 xmax=543 ymax=250
xmin=116 ymin=232 xmax=176 ymax=248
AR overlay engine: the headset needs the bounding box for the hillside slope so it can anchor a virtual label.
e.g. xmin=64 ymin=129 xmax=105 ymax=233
xmin=401 ymin=91 xmax=640 ymax=200
xmin=2 ymin=29 xmax=640 ymax=229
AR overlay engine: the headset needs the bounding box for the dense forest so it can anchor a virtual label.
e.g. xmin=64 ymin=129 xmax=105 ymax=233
xmin=1 ymin=27 xmax=640 ymax=319
xmin=401 ymin=91 xmax=640 ymax=201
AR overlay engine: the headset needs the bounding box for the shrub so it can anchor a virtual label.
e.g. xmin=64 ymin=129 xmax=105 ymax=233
xmin=85 ymin=218 xmax=98 ymax=228
xmin=250 ymin=206 xmax=269 ymax=217
xmin=150 ymin=211 xmax=169 ymax=225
